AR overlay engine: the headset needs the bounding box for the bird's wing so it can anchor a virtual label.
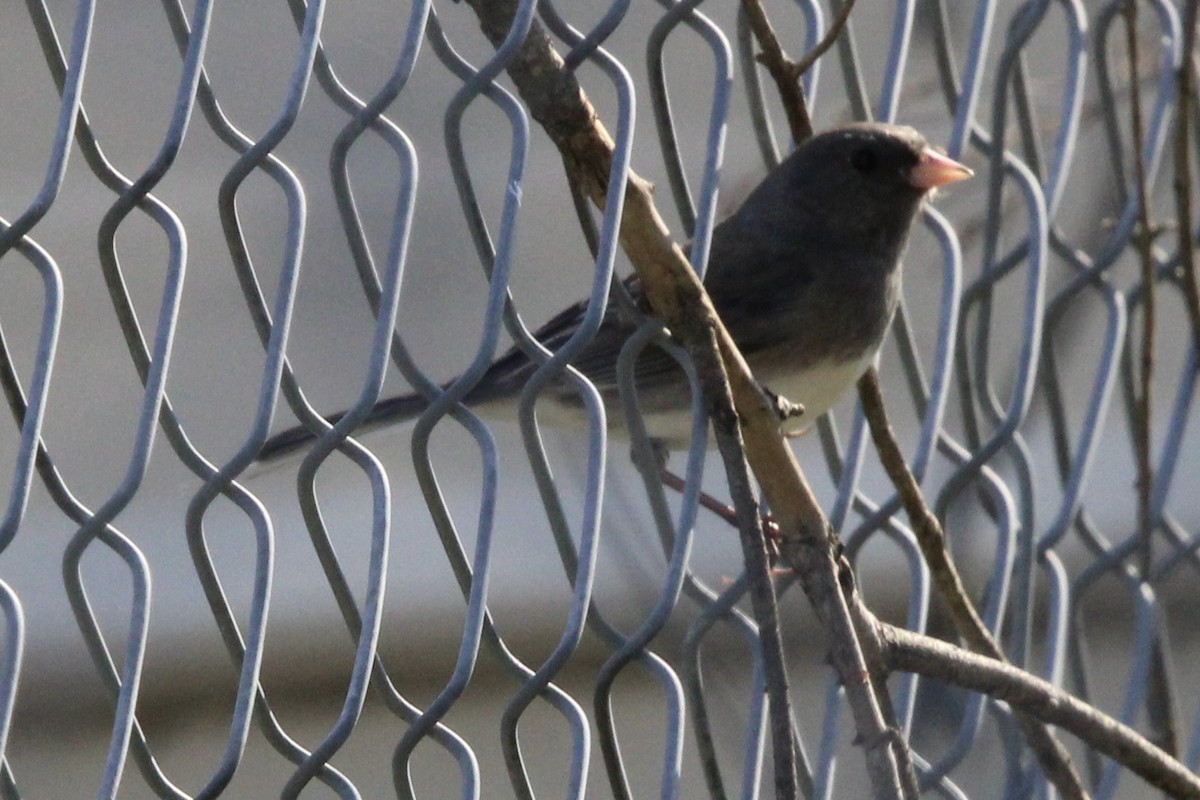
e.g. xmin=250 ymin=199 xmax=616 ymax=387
xmin=468 ymin=275 xmax=691 ymax=408
xmin=485 ymin=220 xmax=821 ymax=409
xmin=702 ymin=218 xmax=817 ymax=357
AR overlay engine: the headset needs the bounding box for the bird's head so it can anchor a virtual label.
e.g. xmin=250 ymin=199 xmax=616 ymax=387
xmin=740 ymin=123 xmax=972 ymax=248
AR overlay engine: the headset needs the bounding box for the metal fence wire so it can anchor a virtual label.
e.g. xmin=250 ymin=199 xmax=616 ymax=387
xmin=0 ymin=0 xmax=1197 ymax=798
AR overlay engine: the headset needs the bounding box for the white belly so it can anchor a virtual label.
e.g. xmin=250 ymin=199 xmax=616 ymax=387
xmin=478 ymin=350 xmax=877 ymax=449
xmin=757 ymin=350 xmax=877 ymax=434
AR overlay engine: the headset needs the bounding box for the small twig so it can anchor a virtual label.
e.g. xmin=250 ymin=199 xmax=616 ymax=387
xmin=698 ymin=344 xmax=801 ymax=800
xmin=738 ymin=0 xmax=813 ymax=143
xmin=877 ymin=622 xmax=1200 ymax=800
xmin=739 ymin=0 xmax=858 ymax=145
xmin=844 ymin=565 xmax=922 ymax=799
xmin=1173 ymin=0 xmax=1200 ymax=360
xmin=856 ymin=369 xmax=1089 ymax=800
xmin=783 ymin=530 xmax=906 ymax=800
xmin=1124 ymin=0 xmax=1179 ymax=761
xmin=1125 ymin=0 xmax=1157 ymax=585
xmin=857 ymin=371 xmax=990 ymax=646
xmin=792 ymin=0 xmax=858 ymax=79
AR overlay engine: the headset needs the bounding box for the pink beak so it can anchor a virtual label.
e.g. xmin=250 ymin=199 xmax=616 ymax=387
xmin=908 ymin=147 xmax=973 ymax=190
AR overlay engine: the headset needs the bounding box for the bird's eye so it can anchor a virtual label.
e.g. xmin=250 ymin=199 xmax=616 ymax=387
xmin=850 ymin=147 xmax=878 ymax=173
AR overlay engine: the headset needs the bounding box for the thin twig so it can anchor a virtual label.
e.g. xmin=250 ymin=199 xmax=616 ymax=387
xmin=844 ymin=570 xmax=922 ymax=799
xmin=698 ymin=344 xmax=801 ymax=800
xmin=856 ymin=371 xmax=990 ymax=647
xmin=738 ymin=0 xmax=813 ymax=143
xmin=738 ymin=0 xmax=858 ymax=144
xmin=856 ymin=370 xmax=1090 ymax=800
xmin=1125 ymin=0 xmax=1157 ymax=586
xmin=877 ymin=622 xmax=1200 ymax=799
xmin=792 ymin=0 xmax=858 ymax=78
xmin=734 ymin=0 xmax=859 ymax=143
xmin=1174 ymin=0 xmax=1200 ymax=359
xmin=1124 ymin=0 xmax=1179 ymax=760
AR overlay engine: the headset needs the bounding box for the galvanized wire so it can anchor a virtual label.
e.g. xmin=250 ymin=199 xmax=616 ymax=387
xmin=0 ymin=1 xmax=1195 ymax=798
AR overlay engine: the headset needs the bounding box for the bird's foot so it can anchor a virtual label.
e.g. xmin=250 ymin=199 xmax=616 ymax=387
xmin=762 ymin=516 xmax=782 ymax=565
xmin=762 ymin=385 xmax=805 ymax=424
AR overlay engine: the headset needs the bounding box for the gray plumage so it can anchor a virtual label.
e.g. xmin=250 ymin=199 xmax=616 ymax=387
xmin=260 ymin=123 xmax=969 ymax=460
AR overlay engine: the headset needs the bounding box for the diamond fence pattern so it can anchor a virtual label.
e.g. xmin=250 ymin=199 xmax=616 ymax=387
xmin=0 ymin=0 xmax=1196 ymax=798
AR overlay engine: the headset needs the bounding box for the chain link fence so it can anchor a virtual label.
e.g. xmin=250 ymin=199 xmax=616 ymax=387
xmin=0 ymin=0 xmax=1197 ymax=797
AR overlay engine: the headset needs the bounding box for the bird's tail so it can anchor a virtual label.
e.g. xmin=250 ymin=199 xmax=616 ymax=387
xmin=257 ymin=392 xmax=430 ymax=462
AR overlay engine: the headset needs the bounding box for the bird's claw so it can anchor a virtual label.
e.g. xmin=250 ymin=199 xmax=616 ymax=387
xmin=763 ymin=514 xmax=783 ymax=566
xmin=762 ymin=385 xmax=805 ymax=423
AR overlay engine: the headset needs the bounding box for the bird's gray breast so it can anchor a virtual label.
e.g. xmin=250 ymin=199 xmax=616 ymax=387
xmin=706 ymin=220 xmax=902 ymax=370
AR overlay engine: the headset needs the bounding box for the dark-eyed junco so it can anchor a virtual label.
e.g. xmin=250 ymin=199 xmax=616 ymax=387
xmin=259 ymin=123 xmax=970 ymax=461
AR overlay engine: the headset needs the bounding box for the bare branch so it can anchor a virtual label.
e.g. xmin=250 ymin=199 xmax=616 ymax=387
xmin=1124 ymin=0 xmax=1178 ymax=759
xmin=1125 ymin=0 xmax=1157 ymax=583
xmin=738 ymin=0 xmax=808 ymax=143
xmin=844 ymin=567 xmax=922 ymax=799
xmin=878 ymin=623 xmax=1200 ymax=800
xmin=857 ymin=369 xmax=1089 ymax=800
xmin=1174 ymin=0 xmax=1200 ymax=366
xmin=737 ymin=0 xmax=856 ymax=146
xmin=792 ymin=0 xmax=858 ymax=79
xmin=695 ymin=331 xmax=802 ymax=799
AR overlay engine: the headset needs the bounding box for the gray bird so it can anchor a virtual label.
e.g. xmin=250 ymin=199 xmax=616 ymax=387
xmin=259 ymin=123 xmax=971 ymax=461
